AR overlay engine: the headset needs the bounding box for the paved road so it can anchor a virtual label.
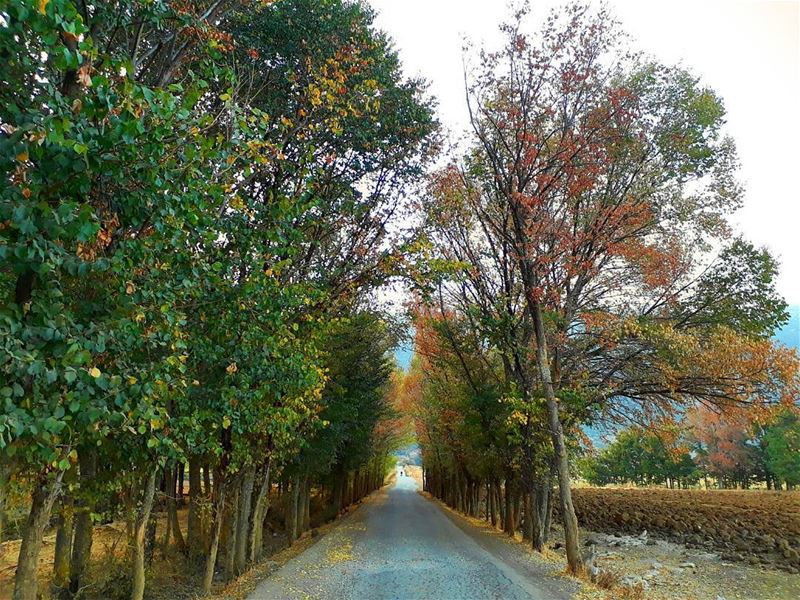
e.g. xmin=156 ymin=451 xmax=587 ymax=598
xmin=249 ymin=471 xmax=576 ymax=600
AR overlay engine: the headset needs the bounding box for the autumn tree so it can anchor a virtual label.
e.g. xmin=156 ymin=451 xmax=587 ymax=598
xmin=413 ymin=163 xmax=562 ymax=546
xmin=687 ymin=405 xmax=800 ymax=490
xmin=434 ymin=1 xmax=800 ymax=572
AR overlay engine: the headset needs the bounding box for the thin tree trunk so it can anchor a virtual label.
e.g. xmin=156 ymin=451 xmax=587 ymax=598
xmin=223 ymin=483 xmax=239 ymax=581
xmin=532 ymin=478 xmax=550 ymax=551
xmin=54 ymin=457 xmax=77 ymax=592
xmin=286 ymin=475 xmax=300 ymax=542
xmin=187 ymin=457 xmax=203 ymax=560
xmin=488 ymin=482 xmax=496 ymax=526
xmin=131 ymin=469 xmax=157 ymax=600
xmin=53 ymin=498 xmax=74 ymax=592
xmin=168 ymin=465 xmax=186 ymax=553
xmin=522 ymin=492 xmax=532 ymax=542
xmin=494 ymin=481 xmax=506 ymax=528
xmin=177 ymin=462 xmax=185 ymax=501
xmin=248 ymin=459 xmax=272 ymax=562
xmin=303 ymin=478 xmax=311 ymax=531
xmin=234 ymin=467 xmax=255 ymax=574
xmin=530 ymin=300 xmax=583 ymax=573
xmin=0 ymin=461 xmax=9 ymax=548
xmin=201 ymin=478 xmax=227 ymax=595
xmin=70 ymin=447 xmax=97 ymax=594
xmin=504 ymin=480 xmax=514 ymax=536
xmin=543 ymin=485 xmax=554 ymax=545
xmin=203 ymin=463 xmax=212 ymax=497
xmin=13 ymin=471 xmax=64 ymax=600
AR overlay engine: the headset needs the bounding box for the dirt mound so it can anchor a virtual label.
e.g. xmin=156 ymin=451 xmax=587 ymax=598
xmin=568 ymin=488 xmax=800 ymax=572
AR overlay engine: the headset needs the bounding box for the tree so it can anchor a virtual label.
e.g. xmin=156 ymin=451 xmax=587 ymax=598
xmin=580 ymin=427 xmax=698 ymax=487
xmin=1 ymin=0 xmax=437 ymax=598
xmin=1 ymin=1 xmax=238 ymax=596
xmin=763 ymin=409 xmax=800 ymax=489
xmin=435 ymin=1 xmax=797 ymax=573
xmin=687 ymin=406 xmax=760 ymax=488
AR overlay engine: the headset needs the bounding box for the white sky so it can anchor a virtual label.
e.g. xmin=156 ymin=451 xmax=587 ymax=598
xmin=367 ymin=0 xmax=800 ymax=305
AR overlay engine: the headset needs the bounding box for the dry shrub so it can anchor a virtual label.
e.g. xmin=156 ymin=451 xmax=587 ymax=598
xmin=609 ymin=582 xmax=647 ymax=600
xmin=593 ymin=568 xmax=620 ymax=589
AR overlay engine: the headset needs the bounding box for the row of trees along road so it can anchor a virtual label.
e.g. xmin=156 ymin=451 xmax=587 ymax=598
xmin=404 ymin=3 xmax=799 ymax=575
xmin=0 ymin=1 xmax=432 ymax=599
xmin=579 ymin=407 xmax=800 ymax=490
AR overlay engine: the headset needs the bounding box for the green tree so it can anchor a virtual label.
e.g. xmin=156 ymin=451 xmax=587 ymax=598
xmin=580 ymin=428 xmax=698 ymax=487
xmin=764 ymin=410 xmax=800 ymax=489
xmin=1 ymin=1 xmax=436 ymax=598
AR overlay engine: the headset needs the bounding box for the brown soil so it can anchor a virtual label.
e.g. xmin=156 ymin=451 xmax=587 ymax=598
xmin=570 ymin=488 xmax=800 ymax=572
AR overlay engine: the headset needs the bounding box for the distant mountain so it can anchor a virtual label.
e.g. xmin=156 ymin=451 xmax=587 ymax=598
xmin=776 ymin=305 xmax=800 ymax=350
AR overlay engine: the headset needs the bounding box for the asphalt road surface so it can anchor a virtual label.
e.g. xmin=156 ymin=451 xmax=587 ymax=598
xmin=248 ymin=471 xmax=577 ymax=600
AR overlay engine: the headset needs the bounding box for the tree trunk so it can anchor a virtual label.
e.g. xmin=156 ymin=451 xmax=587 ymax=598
xmin=131 ymin=469 xmax=157 ymax=600
xmin=495 ymin=481 xmax=504 ymax=526
xmin=201 ymin=478 xmax=227 ymax=595
xmin=164 ymin=465 xmax=186 ymax=553
xmin=303 ymin=478 xmax=311 ymax=531
xmin=488 ymin=482 xmax=496 ymax=526
xmin=286 ymin=476 xmax=300 ymax=542
xmin=69 ymin=446 xmax=97 ymax=594
xmin=177 ymin=462 xmax=185 ymax=501
xmin=13 ymin=471 xmax=64 ymax=600
xmin=234 ymin=467 xmax=255 ymax=574
xmin=513 ymin=489 xmax=522 ymax=531
xmin=504 ymin=480 xmax=514 ymax=536
xmin=248 ymin=460 xmax=272 ymax=562
xmin=0 ymin=461 xmax=9 ymax=548
xmin=543 ymin=485 xmax=554 ymax=545
xmin=531 ymin=478 xmax=550 ymax=552
xmin=187 ymin=457 xmax=203 ymax=560
xmin=53 ymin=497 xmax=74 ymax=592
xmin=170 ymin=472 xmax=186 ymax=552
xmin=223 ymin=483 xmax=239 ymax=581
xmin=144 ymin=514 xmax=157 ymax=566
xmin=530 ymin=300 xmax=583 ymax=574
xmin=522 ymin=492 xmax=532 ymax=542
xmin=203 ymin=463 xmax=212 ymax=497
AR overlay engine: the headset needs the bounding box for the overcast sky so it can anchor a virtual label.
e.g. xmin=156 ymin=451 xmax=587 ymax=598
xmin=367 ymin=0 xmax=800 ymax=305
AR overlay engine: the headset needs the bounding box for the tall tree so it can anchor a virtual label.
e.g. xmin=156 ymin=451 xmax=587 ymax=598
xmin=448 ymin=1 xmax=797 ymax=572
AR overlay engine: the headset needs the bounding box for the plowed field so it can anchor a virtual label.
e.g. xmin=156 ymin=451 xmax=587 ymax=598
xmin=570 ymin=488 xmax=800 ymax=571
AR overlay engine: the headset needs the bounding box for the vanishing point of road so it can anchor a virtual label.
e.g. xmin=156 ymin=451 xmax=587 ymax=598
xmin=249 ymin=471 xmax=577 ymax=600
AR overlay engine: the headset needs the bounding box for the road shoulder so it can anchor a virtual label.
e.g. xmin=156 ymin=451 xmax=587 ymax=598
xmin=215 ymin=490 xmax=383 ymax=600
xmin=422 ymin=491 xmax=580 ymax=600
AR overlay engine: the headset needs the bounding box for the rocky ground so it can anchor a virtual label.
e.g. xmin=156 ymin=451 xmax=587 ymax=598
xmin=556 ymin=528 xmax=800 ymax=600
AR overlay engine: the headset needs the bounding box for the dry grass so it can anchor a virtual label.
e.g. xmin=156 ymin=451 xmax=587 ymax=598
xmin=404 ymin=465 xmax=424 ymax=488
xmin=0 ymin=485 xmax=383 ymax=600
